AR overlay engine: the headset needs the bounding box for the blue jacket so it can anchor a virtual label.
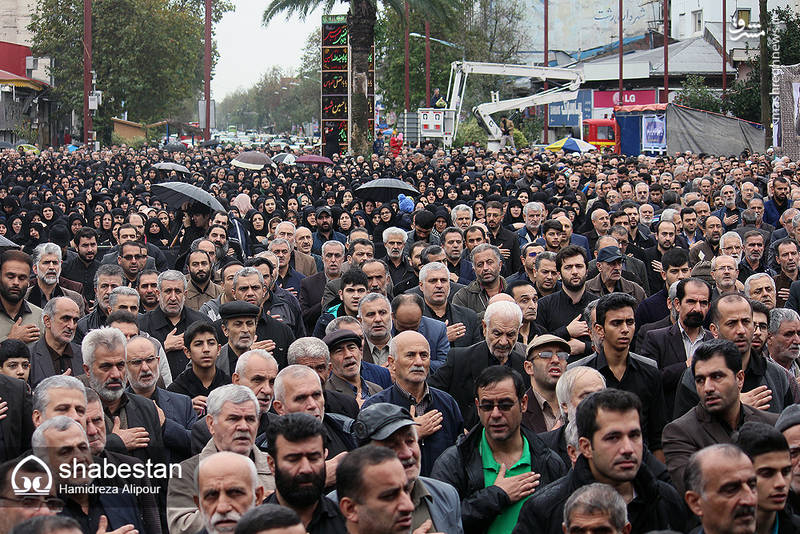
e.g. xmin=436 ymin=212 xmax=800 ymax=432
xmin=312 ymin=230 xmax=346 ymax=255
xmin=393 ymin=316 xmax=450 ymax=371
xmin=764 ymin=198 xmax=792 ymax=227
xmin=157 ymin=387 xmax=197 ymax=462
xmin=453 ymin=258 xmax=476 ymax=285
xmin=363 ymin=384 xmax=464 ymax=477
xmin=361 ymin=361 xmax=392 ymax=388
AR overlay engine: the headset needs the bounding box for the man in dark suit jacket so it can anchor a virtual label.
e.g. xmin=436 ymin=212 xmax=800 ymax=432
xmin=29 ymin=303 xmax=85 ymax=390
xmin=420 ymin=262 xmax=481 ymax=349
xmin=0 ymin=374 xmax=34 ymax=462
xmin=429 ymin=301 xmax=526 ymax=428
xmin=299 ymin=271 xmax=328 ymax=332
xmin=640 ymin=277 xmax=715 ymax=415
xmin=485 ymin=201 xmax=522 ymax=277
xmin=138 ymin=272 xmax=211 ymax=378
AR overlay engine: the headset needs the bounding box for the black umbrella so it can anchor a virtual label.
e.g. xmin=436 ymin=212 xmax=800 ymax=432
xmin=152 ymin=182 xmax=224 ymax=212
xmin=200 ymin=139 xmax=220 ymax=148
xmin=355 ymin=178 xmax=419 ymax=202
xmin=232 ymin=151 xmax=274 ymax=170
xmin=165 ymin=142 xmax=188 ymax=153
xmin=0 ymin=141 xmax=13 ymax=149
xmin=152 ymin=162 xmax=191 ymax=174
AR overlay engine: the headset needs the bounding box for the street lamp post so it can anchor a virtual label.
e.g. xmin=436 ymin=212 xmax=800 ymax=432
xmin=544 ymin=0 xmax=549 ymax=143
xmin=204 ymin=0 xmax=212 ymax=141
xmin=425 ymin=21 xmax=431 ymax=106
xmin=83 ymin=0 xmax=92 ymax=144
xmin=404 ymin=2 xmax=410 ymax=111
xmin=663 ymin=0 xmax=669 ymax=102
xmin=619 ymin=0 xmax=624 ymax=102
xmin=722 ymin=0 xmax=727 ymax=94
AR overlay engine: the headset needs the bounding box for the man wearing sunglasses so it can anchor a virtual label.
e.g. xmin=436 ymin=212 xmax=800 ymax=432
xmin=522 ymin=335 xmax=570 ymax=434
xmin=430 ymin=365 xmax=566 ymax=534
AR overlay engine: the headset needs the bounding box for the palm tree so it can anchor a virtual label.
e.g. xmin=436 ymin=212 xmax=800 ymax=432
xmin=263 ymin=0 xmax=456 ymax=156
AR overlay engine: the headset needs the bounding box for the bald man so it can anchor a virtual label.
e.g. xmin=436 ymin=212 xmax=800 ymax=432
xmin=195 ymin=451 xmax=265 ymax=534
xmin=362 ymin=331 xmax=464 ymax=476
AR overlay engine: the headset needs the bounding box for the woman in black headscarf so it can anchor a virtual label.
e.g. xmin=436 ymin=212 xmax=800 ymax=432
xmin=504 ymin=198 xmax=525 ymax=230
xmin=145 ymin=217 xmax=170 ymax=247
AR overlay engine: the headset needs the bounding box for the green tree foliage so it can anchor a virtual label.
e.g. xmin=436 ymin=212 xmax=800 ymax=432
xmin=29 ymin=0 xmax=233 ymax=141
xmin=673 ymin=75 xmax=723 ymax=114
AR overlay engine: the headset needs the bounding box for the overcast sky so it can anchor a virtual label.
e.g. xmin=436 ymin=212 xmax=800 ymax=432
xmin=212 ymin=0 xmax=345 ymax=100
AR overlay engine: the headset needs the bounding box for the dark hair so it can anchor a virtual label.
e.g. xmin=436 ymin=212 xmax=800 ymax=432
xmin=709 ymin=293 xmax=751 ymax=326
xmin=265 ymin=413 xmax=325 ymax=459
xmin=676 ymin=277 xmax=711 ymax=302
xmin=9 ymin=516 xmax=82 ymax=534
xmin=505 ymin=279 xmax=535 ymax=298
xmin=183 ymin=320 xmax=217 ymax=347
xmin=775 ymin=238 xmax=799 ymax=256
xmin=750 ymin=298 xmax=770 ymax=318
xmin=465 ymin=225 xmax=487 ymax=239
xmin=74 ymin=226 xmax=98 ymax=243
xmin=245 ymin=256 xmax=273 ymax=274
xmin=234 ymin=504 xmax=302 ymax=534
xmin=347 ymin=238 xmax=374 ymax=259
xmin=336 ymin=445 xmax=399 ymax=503
xmin=555 ymin=245 xmax=587 ymax=271
xmin=413 ymin=210 xmax=435 ymax=229
xmin=439 ymin=227 xmax=463 ymax=243
xmin=188 ymin=249 xmax=212 ymax=264
xmin=474 ymin=366 xmax=527 ymax=400
xmin=680 ymin=207 xmax=696 ymax=218
xmin=735 ymin=421 xmax=789 ymax=461
xmin=340 ymin=267 xmax=369 ymax=290
xmin=0 ymin=249 xmax=32 ymax=270
xmin=106 ymin=310 xmax=138 ymax=326
xmin=420 ymin=245 xmax=444 ymax=264
xmin=609 ymin=211 xmax=628 ymax=226
xmin=542 ymin=219 xmax=563 ymax=234
xmin=219 ymin=259 xmax=245 ymax=275
xmin=661 ymin=248 xmax=689 ymax=271
xmin=0 ymin=339 xmax=29 ymax=365
xmin=0 ymin=458 xmax=46 ymax=495
xmin=391 ymin=293 xmax=424 ymax=314
xmin=136 ymin=269 xmax=160 ymax=287
xmin=576 ymin=389 xmax=642 ymax=442
xmin=654 ymin=219 xmax=676 ymax=234
xmin=691 ymin=338 xmax=742 ymax=375
xmin=595 ymin=293 xmax=637 ymax=327
xmin=743 ymin=230 xmax=764 ymax=243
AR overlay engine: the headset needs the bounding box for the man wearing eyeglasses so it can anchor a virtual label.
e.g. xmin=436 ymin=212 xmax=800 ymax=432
xmin=0 ymin=458 xmax=62 ymax=533
xmin=522 ymin=335 xmax=569 ymax=434
xmin=430 ymin=366 xmax=566 ymax=534
xmin=116 ymin=241 xmax=147 ymax=287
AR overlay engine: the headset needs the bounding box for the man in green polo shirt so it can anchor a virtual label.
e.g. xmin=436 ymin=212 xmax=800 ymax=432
xmin=430 ymin=365 xmax=566 ymax=534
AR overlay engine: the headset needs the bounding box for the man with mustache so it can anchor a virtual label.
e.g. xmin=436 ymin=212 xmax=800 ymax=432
xmin=689 ymin=215 xmax=723 ymax=266
xmin=169 ymin=385 xmax=275 ymax=534
xmin=323 ymin=329 xmax=382 ymax=406
xmin=195 ymin=452 xmax=266 ymax=534
xmin=452 ymin=244 xmax=507 ymax=317
xmin=27 ymin=242 xmax=85 ymax=315
xmin=711 ymin=255 xmax=741 ymax=298
xmin=126 ymin=335 xmax=195 ymax=461
xmin=514 ymin=389 xmax=685 ymax=534
xmin=641 ymin=277 xmax=714 ymax=415
xmin=585 ymin=246 xmax=646 ymax=304
xmin=766 ymin=308 xmax=800 ymax=383
xmin=570 ymin=293 xmax=667 ymax=462
xmin=735 ymin=422 xmax=800 ymax=534
xmin=0 ymin=249 xmax=43 ymax=344
xmin=774 ymin=239 xmax=799 ymax=308
xmin=362 ymin=331 xmax=463 ymax=477
xmin=62 ymin=227 xmax=101 ymax=305
xmin=672 ymin=295 xmax=794 ymax=418
xmin=29 ymin=296 xmax=83 ymax=388
xmin=312 ymin=206 xmax=346 ymax=256
xmin=663 ymin=339 xmax=780 ymax=495
xmin=80 ymin=326 xmax=168 ymax=467
xmin=536 ymin=246 xmax=599 ymax=359
xmin=684 ymin=444 xmax=759 ymax=534
xmin=74 ymin=264 xmax=123 ymax=345
xmin=185 ymin=249 xmax=222 ymax=311
xmin=263 ymin=413 xmax=347 ymax=534
xmin=216 ymin=301 xmax=260 ymax=377
xmin=642 ymin=219 xmax=677 ymax=294
xmin=521 ymin=334 xmax=570 ymax=434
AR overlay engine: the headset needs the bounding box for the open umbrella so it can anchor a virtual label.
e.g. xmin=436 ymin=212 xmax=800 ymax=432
xmin=152 ymin=162 xmax=191 ymax=174
xmin=0 ymin=235 xmax=19 ymax=248
xmin=165 ymin=142 xmax=188 ymax=153
xmin=355 ymin=178 xmax=419 ymax=203
xmin=15 ymin=144 xmax=40 ymax=155
xmin=0 ymin=141 xmax=13 ymax=149
xmin=272 ymin=153 xmax=296 ymax=165
xmin=199 ymin=139 xmax=220 ymax=148
xmin=232 ymin=151 xmax=274 ymax=170
xmin=152 ymin=182 xmax=224 ymax=212
xmin=545 ymin=137 xmax=598 ymax=153
xmin=296 ymin=154 xmax=334 ymax=165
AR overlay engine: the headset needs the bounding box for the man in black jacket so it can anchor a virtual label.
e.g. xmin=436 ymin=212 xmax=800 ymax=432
xmin=420 ymin=262 xmax=482 ymax=348
xmin=513 ymin=389 xmax=685 ymax=534
xmin=430 ymin=366 xmax=566 ymax=534
xmin=429 ymin=301 xmax=527 ymax=427
xmin=485 ymin=201 xmax=522 ymax=278
xmin=0 ymin=372 xmax=34 ymax=462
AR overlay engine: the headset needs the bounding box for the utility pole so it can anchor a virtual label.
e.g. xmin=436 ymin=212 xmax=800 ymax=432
xmin=722 ymin=0 xmax=727 ymax=94
xmin=83 ymin=0 xmax=92 ymax=144
xmin=619 ymin=0 xmax=624 ymax=102
xmin=203 ymin=0 xmax=212 ymax=141
xmin=759 ymin=0 xmax=770 ymax=148
xmin=663 ymin=0 xmax=669 ymax=102
xmin=404 ymin=2 xmax=410 ymax=111
xmin=544 ymin=0 xmax=549 ymax=143
xmin=425 ymin=21 xmax=431 ymax=106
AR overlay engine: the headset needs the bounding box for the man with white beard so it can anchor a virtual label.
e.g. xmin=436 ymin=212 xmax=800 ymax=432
xmin=710 ymin=255 xmax=740 ymax=297
xmin=26 ymin=242 xmax=85 ymax=314
xmin=125 ymin=335 xmax=196 ymax=461
xmin=720 ymin=232 xmax=743 ymax=264
xmin=766 ymin=308 xmax=800 ymax=383
xmin=195 ymin=452 xmax=265 ymax=534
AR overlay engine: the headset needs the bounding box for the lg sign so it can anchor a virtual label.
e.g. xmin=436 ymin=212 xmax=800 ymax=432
xmin=593 ymin=89 xmax=657 ymax=108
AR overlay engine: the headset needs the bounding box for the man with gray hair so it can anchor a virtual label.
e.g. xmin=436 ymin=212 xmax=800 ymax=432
xmin=27 ymin=242 xmax=85 ymax=315
xmin=451 ymin=204 xmax=473 ymax=231
xmin=29 ymin=296 xmax=83 ymax=388
xmin=453 ymin=243 xmax=506 ymax=316
xmin=31 ymin=374 xmax=86 ymax=427
xmin=429 ymin=300 xmax=527 ymax=427
xmin=108 ymin=285 xmax=140 ymax=315
xmin=300 ymin=240 xmax=345 ymax=332
xmin=517 ymin=202 xmax=545 ymax=247
xmin=746 ymin=272 xmax=777 ymax=310
xmin=358 ymin=292 xmax=393 ymax=366
xmin=139 ymin=269 xmax=210 ymax=378
xmin=766 ymin=307 xmax=800 ymax=384
xmin=561 ymin=483 xmax=630 ymax=534
xmin=74 ymin=263 xmax=123 ymax=345
xmin=269 ymin=238 xmax=306 ymax=297
xmin=81 ymin=326 xmax=168 ymax=467
xmin=195 ymin=452 xmax=265 ymax=534
xmin=167 ymin=384 xmax=275 ymax=534
xmin=33 ymin=415 xmax=149 ymax=534
xmin=420 ymin=261 xmax=481 ymax=348
xmin=274 ymin=220 xmax=318 ymax=277
xmin=383 ymin=226 xmax=412 ymax=286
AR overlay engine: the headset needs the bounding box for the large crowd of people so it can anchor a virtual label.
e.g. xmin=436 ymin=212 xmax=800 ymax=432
xmin=0 ymin=140 xmax=798 ymax=534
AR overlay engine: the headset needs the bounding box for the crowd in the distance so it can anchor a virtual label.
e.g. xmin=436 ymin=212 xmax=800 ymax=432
xmin=0 ymin=140 xmax=799 ymax=534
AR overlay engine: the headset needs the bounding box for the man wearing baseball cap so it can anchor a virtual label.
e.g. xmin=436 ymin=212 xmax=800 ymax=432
xmin=522 ymin=335 xmax=570 ymax=434
xmin=585 ymin=246 xmax=646 ymax=304
xmin=312 ymin=206 xmax=346 ymax=256
xmin=323 ymin=329 xmax=382 ymax=405
xmin=345 ymin=403 xmax=464 ymax=534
